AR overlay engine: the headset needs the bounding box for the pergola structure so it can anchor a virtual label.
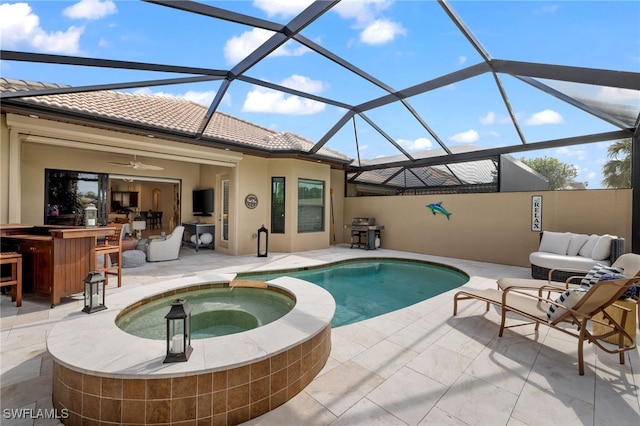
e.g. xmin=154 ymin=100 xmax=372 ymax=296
xmin=1 ymin=0 xmax=639 ymax=248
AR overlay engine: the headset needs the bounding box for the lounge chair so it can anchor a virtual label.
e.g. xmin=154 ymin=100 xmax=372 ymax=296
xmin=453 ymin=277 xmax=638 ymax=375
xmin=497 ymin=253 xmax=640 ymax=325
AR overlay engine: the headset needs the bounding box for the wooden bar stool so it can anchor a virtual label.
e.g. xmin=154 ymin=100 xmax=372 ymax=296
xmin=0 ymin=252 xmax=22 ymax=307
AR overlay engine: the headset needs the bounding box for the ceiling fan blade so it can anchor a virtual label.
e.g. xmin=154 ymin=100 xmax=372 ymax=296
xmin=131 ymin=161 xmax=164 ymax=170
xmin=107 ymin=161 xmax=134 ymax=167
xmin=139 ymin=164 xmax=164 ymax=171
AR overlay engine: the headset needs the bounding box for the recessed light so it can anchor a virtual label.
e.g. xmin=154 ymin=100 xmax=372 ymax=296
xmin=29 ymin=114 xmax=39 ymax=119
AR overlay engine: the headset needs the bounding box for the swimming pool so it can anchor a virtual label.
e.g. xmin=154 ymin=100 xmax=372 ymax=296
xmin=238 ymin=258 xmax=468 ymax=327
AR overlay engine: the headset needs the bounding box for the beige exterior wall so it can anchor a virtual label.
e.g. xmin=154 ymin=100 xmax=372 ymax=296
xmin=344 ymin=189 xmax=632 ymax=267
xmin=0 ymin=112 xmax=341 ymax=257
xmin=1 ymin=111 xmax=632 ymax=264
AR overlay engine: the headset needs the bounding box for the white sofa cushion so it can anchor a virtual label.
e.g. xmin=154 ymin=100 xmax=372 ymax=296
xmin=578 ymin=234 xmax=600 ymax=258
xmin=529 ymin=251 xmax=610 ymax=271
xmin=539 ymin=231 xmax=572 ymax=255
xmin=566 ymin=233 xmax=589 ymax=256
xmin=591 ymin=234 xmax=614 ymax=261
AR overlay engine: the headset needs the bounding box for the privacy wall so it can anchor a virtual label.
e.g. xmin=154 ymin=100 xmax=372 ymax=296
xmin=343 ymin=190 xmax=631 ymax=268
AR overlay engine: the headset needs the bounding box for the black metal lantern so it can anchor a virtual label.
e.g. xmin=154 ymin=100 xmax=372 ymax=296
xmin=82 ymin=271 xmax=107 ymax=313
xmin=164 ymin=299 xmax=193 ymax=363
xmin=257 ymin=225 xmax=268 ymax=257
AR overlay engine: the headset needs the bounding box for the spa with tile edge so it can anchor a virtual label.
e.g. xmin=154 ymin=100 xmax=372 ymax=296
xmin=47 ymin=274 xmax=335 ymax=425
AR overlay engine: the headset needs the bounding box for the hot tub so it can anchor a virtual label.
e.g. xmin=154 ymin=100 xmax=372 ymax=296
xmin=47 ymin=274 xmax=335 ymax=425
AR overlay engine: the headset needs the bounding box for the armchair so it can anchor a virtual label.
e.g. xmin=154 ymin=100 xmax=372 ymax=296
xmin=146 ymin=226 xmax=184 ymax=262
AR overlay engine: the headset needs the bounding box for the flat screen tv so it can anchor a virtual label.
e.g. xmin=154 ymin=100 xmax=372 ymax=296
xmin=193 ymin=188 xmax=213 ymax=216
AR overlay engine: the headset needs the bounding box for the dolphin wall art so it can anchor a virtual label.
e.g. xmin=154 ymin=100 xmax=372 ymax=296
xmin=426 ymin=202 xmax=452 ymax=220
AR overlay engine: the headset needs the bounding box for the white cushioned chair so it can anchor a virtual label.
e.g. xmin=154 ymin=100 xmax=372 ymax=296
xmin=146 ymin=226 xmax=185 ymax=262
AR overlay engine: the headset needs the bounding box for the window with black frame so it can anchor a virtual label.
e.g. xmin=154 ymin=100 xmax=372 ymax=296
xmin=271 ymin=177 xmax=285 ymax=234
xmin=45 ymin=169 xmax=108 ymax=226
xmin=297 ymin=178 xmax=324 ymax=233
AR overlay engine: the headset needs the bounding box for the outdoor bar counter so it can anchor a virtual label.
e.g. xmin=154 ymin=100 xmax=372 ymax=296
xmin=0 ymin=224 xmax=115 ymax=307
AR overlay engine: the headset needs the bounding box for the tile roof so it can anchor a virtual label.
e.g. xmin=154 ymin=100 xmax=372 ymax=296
xmin=0 ymin=78 xmax=351 ymax=162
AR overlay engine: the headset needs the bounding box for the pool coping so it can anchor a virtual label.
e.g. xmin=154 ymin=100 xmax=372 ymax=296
xmin=46 ymin=273 xmax=336 ymax=379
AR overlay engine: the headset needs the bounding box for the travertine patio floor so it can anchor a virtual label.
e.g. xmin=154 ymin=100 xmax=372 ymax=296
xmin=1 ymin=245 xmax=638 ymax=425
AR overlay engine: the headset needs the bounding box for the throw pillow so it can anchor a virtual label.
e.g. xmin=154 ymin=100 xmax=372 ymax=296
xmin=579 ymin=264 xmax=625 ymax=288
xmin=598 ymin=273 xmax=638 ymax=299
xmin=591 ymin=235 xmax=614 ymax=261
xmin=566 ymin=233 xmax=589 ymax=256
xmin=538 ymin=231 xmax=572 ymax=255
xmin=578 ymin=234 xmax=600 ymax=258
xmin=547 ymin=288 xmax=587 ymax=323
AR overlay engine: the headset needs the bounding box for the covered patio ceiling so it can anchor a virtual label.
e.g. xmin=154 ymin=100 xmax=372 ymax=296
xmin=1 ymin=0 xmax=639 ymax=193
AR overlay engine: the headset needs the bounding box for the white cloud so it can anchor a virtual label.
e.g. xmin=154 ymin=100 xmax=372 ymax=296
xmin=556 ymin=146 xmax=586 ymax=161
xmin=479 ymin=111 xmax=496 ymax=125
xmin=360 ymin=19 xmax=407 ymax=45
xmin=333 ymin=0 xmax=404 ymax=46
xmin=63 ymin=0 xmax=116 ymax=20
xmin=398 ymin=137 xmax=433 ymax=151
xmin=449 ymin=129 xmax=479 ymax=143
xmin=223 ymin=28 xmax=309 ymax=65
xmin=525 ymin=109 xmax=564 ymax=125
xmin=334 ymin=0 xmax=393 ymax=25
xmin=242 ymin=75 xmax=327 ymax=115
xmin=479 ymin=111 xmax=511 ymax=125
xmin=458 ymin=56 xmax=467 ymax=65
xmin=0 ymin=3 xmax=84 ymax=54
xmin=279 ymin=74 xmax=327 ymax=94
xmin=252 ymin=0 xmax=311 ymax=18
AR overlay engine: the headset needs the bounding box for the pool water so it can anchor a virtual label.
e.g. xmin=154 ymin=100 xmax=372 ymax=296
xmin=116 ymin=286 xmax=295 ymax=339
xmin=238 ymin=259 xmax=468 ymax=327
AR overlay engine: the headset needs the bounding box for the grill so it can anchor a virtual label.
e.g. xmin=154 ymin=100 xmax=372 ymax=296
xmin=349 ymin=217 xmax=384 ymax=250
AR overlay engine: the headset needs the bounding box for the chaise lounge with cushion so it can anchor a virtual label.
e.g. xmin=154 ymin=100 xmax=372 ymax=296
xmin=453 ymin=276 xmax=639 ymax=375
xmin=530 ymin=231 xmax=625 ymax=282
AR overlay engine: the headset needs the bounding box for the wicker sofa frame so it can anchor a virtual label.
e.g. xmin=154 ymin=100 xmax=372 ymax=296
xmin=531 ymin=234 xmax=626 ymax=282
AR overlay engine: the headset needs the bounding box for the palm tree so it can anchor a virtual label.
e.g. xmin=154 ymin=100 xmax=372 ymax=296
xmin=602 ymin=138 xmax=632 ymax=188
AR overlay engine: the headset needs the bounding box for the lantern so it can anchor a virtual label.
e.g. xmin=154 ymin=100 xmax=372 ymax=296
xmin=164 ymin=299 xmax=193 ymax=363
xmin=257 ymin=225 xmax=268 ymax=257
xmin=82 ymin=271 xmax=107 ymax=313
xmin=84 ymin=203 xmax=98 ymax=227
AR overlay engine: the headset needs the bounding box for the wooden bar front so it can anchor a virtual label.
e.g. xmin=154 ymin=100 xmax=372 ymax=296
xmin=1 ymin=225 xmax=115 ymax=307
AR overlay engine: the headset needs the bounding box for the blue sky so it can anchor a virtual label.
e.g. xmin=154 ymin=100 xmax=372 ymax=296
xmin=1 ymin=0 xmax=639 ymax=188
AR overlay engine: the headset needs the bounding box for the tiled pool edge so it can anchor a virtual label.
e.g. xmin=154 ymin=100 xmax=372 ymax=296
xmin=52 ymin=325 xmax=331 ymax=425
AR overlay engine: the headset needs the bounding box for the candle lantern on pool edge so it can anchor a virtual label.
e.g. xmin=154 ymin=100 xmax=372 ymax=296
xmin=164 ymin=299 xmax=193 ymax=363
xmin=84 ymin=203 xmax=98 ymax=227
xmin=257 ymin=225 xmax=268 ymax=257
xmin=82 ymin=271 xmax=107 ymax=313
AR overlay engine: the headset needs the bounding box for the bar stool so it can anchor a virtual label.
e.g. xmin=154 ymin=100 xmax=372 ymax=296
xmin=0 ymin=252 xmax=22 ymax=307
xmin=95 ymin=225 xmax=123 ymax=287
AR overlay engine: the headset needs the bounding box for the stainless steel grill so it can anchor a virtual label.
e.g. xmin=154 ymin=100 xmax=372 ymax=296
xmin=349 ymin=217 xmax=384 ymax=250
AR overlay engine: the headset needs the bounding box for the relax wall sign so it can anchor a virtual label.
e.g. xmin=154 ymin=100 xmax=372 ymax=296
xmin=531 ymin=195 xmax=542 ymax=232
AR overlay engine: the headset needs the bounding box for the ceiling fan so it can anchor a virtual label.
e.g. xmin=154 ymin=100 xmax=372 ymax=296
xmin=108 ymin=155 xmax=164 ymax=171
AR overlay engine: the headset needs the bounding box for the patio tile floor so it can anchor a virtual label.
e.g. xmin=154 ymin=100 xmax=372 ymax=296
xmin=1 ymin=245 xmax=638 ymax=425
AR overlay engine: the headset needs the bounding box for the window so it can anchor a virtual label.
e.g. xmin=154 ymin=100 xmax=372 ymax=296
xmin=271 ymin=177 xmax=285 ymax=234
xmin=45 ymin=169 xmax=108 ymax=225
xmin=298 ymin=179 xmax=324 ymax=233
